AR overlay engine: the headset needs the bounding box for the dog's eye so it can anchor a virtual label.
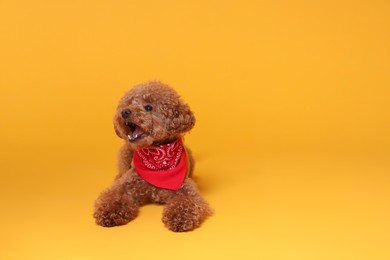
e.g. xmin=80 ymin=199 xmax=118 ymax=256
xmin=144 ymin=105 xmax=153 ymax=112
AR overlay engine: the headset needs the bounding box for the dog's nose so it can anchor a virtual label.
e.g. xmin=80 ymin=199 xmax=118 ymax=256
xmin=121 ymin=109 xmax=131 ymax=119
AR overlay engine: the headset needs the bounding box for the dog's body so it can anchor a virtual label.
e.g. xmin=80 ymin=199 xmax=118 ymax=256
xmin=93 ymin=81 xmax=211 ymax=232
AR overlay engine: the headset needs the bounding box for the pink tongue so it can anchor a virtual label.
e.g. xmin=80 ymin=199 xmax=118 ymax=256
xmin=131 ymin=126 xmax=144 ymax=139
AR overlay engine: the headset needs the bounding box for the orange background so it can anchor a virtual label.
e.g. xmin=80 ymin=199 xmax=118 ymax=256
xmin=1 ymin=1 xmax=389 ymax=259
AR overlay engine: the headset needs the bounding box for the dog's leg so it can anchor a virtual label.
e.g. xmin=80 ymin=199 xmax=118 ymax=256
xmin=93 ymin=171 xmax=140 ymax=227
xmin=162 ymin=179 xmax=212 ymax=232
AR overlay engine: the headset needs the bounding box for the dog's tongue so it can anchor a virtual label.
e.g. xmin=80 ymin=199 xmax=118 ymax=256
xmin=131 ymin=126 xmax=144 ymax=140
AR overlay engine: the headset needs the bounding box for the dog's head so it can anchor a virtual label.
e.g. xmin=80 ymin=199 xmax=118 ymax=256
xmin=114 ymin=81 xmax=196 ymax=149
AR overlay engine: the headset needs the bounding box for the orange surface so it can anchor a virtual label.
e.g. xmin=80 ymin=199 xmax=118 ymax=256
xmin=1 ymin=1 xmax=389 ymax=259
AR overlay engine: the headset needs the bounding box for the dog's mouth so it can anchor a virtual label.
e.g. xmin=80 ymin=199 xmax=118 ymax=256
xmin=125 ymin=122 xmax=145 ymax=142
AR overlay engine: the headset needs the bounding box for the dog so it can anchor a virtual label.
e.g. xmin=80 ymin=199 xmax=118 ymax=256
xmin=93 ymin=81 xmax=212 ymax=232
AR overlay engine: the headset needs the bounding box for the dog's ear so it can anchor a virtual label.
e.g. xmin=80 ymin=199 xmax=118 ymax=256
xmin=114 ymin=124 xmax=122 ymax=138
xmin=167 ymin=102 xmax=196 ymax=133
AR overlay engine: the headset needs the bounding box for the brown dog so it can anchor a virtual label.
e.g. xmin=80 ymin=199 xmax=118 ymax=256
xmin=93 ymin=81 xmax=212 ymax=232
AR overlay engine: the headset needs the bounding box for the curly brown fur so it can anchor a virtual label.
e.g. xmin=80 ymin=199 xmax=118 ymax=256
xmin=116 ymin=143 xmax=134 ymax=179
xmin=94 ymin=81 xmax=212 ymax=231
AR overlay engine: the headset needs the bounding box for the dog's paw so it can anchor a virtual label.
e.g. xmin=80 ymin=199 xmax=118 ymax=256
xmin=162 ymin=196 xmax=208 ymax=232
xmin=93 ymin=194 xmax=138 ymax=227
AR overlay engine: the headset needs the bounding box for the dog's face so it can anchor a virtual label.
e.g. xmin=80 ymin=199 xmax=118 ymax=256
xmin=114 ymin=81 xmax=195 ymax=149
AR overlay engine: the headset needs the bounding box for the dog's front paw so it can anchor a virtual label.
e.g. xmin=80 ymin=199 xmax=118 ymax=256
xmin=162 ymin=196 xmax=209 ymax=232
xmin=93 ymin=191 xmax=138 ymax=227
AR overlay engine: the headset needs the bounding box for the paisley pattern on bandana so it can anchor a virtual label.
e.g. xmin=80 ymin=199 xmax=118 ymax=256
xmin=133 ymin=137 xmax=188 ymax=191
xmin=136 ymin=138 xmax=183 ymax=171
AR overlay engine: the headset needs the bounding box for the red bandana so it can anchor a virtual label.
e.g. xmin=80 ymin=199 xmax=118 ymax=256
xmin=133 ymin=137 xmax=188 ymax=190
